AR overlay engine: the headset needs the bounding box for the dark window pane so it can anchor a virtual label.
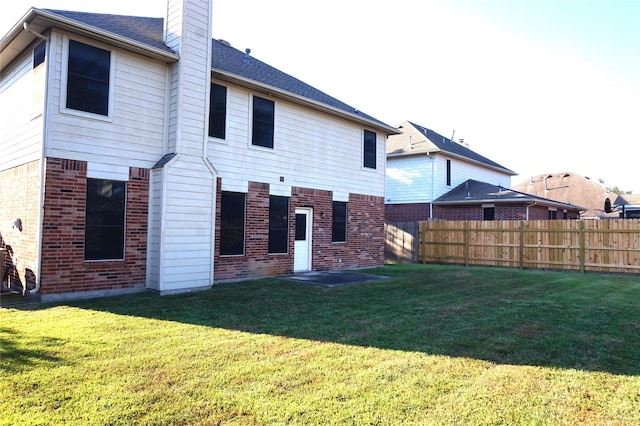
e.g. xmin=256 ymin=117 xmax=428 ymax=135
xmin=209 ymin=83 xmax=227 ymax=138
xmin=67 ymin=40 xmax=110 ymax=115
xmin=483 ymin=207 xmax=495 ymax=221
xmin=295 ymin=213 xmax=306 ymax=241
xmin=33 ymin=41 xmax=45 ymax=67
xmin=446 ymin=159 xmax=452 ymax=186
xmin=252 ymin=96 xmax=274 ymax=148
xmin=332 ymin=201 xmax=347 ymax=242
xmin=364 ymin=129 xmax=376 ymax=169
xmin=269 ymin=196 xmax=289 ymax=253
xmin=220 ymin=191 xmax=245 ymax=255
xmin=85 ymin=179 xmax=125 ymax=260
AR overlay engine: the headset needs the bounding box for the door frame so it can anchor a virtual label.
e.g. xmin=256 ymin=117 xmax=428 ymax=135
xmin=294 ymin=208 xmax=313 ymax=272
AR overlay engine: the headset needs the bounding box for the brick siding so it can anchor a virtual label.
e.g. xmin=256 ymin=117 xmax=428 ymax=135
xmin=215 ymin=179 xmax=385 ymax=281
xmin=385 ymin=203 xmax=430 ymax=222
xmin=39 ymin=158 xmax=149 ymax=295
xmin=0 ymin=160 xmax=41 ymax=292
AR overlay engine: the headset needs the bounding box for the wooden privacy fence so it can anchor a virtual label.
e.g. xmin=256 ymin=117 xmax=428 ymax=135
xmin=386 ymin=220 xmax=640 ymax=274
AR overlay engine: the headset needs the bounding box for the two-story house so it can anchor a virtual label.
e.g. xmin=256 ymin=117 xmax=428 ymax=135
xmin=385 ymin=120 xmax=515 ymax=221
xmin=0 ymin=0 xmax=398 ymax=301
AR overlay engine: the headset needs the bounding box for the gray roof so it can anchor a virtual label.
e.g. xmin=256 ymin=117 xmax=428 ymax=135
xmin=210 ymin=39 xmax=389 ymax=128
xmin=32 ymin=10 xmax=393 ymax=132
xmin=434 ymin=179 xmax=585 ymax=211
xmin=388 ymin=121 xmax=515 ymax=175
xmin=44 ymin=10 xmax=175 ymax=54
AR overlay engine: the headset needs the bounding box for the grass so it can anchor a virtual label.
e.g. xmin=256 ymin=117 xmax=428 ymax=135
xmin=2 ymin=264 xmax=640 ymax=425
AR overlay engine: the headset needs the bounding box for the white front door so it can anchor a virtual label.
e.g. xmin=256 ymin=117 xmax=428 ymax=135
xmin=294 ymin=208 xmax=312 ymax=272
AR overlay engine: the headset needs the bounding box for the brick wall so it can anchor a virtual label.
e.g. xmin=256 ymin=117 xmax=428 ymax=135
xmin=385 ymin=203 xmax=430 ymax=222
xmin=0 ymin=160 xmax=41 ymax=292
xmin=433 ymin=204 xmax=580 ymax=220
xmin=39 ymin=158 xmax=149 ymax=295
xmin=433 ymin=204 xmax=529 ymax=220
xmin=214 ymin=179 xmax=385 ymax=281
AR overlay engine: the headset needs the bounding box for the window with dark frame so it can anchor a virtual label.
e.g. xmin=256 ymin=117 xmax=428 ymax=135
xmin=66 ymin=40 xmax=111 ymax=116
xmin=85 ymin=179 xmax=126 ymax=260
xmin=209 ymin=83 xmax=227 ymax=139
xmin=548 ymin=210 xmax=558 ymax=219
xmin=483 ymin=206 xmax=495 ymax=221
xmin=363 ymin=129 xmax=377 ymax=169
xmin=219 ymin=191 xmax=245 ymax=255
xmin=446 ymin=159 xmax=452 ymax=186
xmin=332 ymin=201 xmax=347 ymax=242
xmin=268 ymin=196 xmax=289 ymax=253
xmin=33 ymin=41 xmax=46 ymax=68
xmin=252 ymin=95 xmax=275 ymax=148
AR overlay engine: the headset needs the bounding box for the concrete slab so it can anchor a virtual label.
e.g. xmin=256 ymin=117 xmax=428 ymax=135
xmin=285 ymin=271 xmax=390 ymax=287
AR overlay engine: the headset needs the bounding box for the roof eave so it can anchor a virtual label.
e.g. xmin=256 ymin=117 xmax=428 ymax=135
xmin=433 ymin=198 xmax=586 ymax=210
xmin=386 ymin=149 xmax=516 ymax=175
xmin=212 ymin=69 xmax=400 ymax=135
xmin=1 ymin=8 xmax=178 ymax=71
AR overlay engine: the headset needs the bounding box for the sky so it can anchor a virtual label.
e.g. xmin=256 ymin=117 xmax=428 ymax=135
xmin=2 ymin=0 xmax=639 ymax=192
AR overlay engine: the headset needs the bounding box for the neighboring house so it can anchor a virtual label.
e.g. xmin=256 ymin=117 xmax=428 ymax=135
xmin=385 ymin=120 xmax=515 ymax=221
xmin=0 ymin=0 xmax=398 ymax=301
xmin=512 ymin=173 xmax=626 ymax=219
xmin=432 ymin=179 xmax=584 ymax=220
xmin=614 ymin=194 xmax=640 ymax=219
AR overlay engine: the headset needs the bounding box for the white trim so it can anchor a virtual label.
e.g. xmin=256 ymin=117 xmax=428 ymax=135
xmin=87 ymin=162 xmax=129 ymax=181
xmin=59 ymin=35 xmax=115 ymax=122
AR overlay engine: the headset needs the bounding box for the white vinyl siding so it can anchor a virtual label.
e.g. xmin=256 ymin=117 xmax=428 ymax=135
xmin=209 ymin=83 xmax=386 ymax=198
xmin=386 ymin=154 xmax=512 ymax=204
xmin=0 ymin=53 xmax=44 ymax=171
xmin=47 ymin=32 xmax=168 ymax=169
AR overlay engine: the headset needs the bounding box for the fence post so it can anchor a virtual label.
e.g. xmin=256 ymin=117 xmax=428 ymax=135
xmin=579 ymin=221 xmax=585 ymax=273
xmin=464 ymin=221 xmax=469 ymax=266
xmin=518 ymin=221 xmax=524 ymax=269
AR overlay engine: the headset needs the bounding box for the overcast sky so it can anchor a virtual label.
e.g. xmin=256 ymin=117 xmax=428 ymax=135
xmin=3 ymin=0 xmax=639 ymax=191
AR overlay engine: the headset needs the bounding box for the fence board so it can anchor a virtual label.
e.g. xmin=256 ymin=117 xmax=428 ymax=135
xmin=406 ymin=219 xmax=640 ymax=274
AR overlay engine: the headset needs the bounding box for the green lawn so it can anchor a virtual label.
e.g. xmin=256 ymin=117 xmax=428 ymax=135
xmin=2 ymin=264 xmax=640 ymax=425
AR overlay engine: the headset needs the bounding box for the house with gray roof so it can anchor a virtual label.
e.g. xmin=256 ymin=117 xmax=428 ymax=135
xmin=385 ymin=120 xmax=515 ymax=221
xmin=433 ymin=180 xmax=585 ymax=220
xmin=512 ymin=172 xmax=636 ymax=219
xmin=0 ymin=0 xmax=398 ymax=301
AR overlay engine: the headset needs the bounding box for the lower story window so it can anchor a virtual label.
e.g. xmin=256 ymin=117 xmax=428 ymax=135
xmin=269 ymin=196 xmax=289 ymax=254
xmin=483 ymin=206 xmax=495 ymax=221
xmin=220 ymin=191 xmax=246 ymax=255
xmin=332 ymin=201 xmax=347 ymax=242
xmin=85 ymin=178 xmax=126 ymax=260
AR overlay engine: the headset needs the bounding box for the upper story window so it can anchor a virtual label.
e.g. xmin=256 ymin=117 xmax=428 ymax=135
xmin=209 ymin=83 xmax=227 ymax=139
xmin=363 ymin=129 xmax=377 ymax=169
xmin=85 ymin=178 xmax=126 ymax=260
xmin=66 ymin=40 xmax=111 ymax=116
xmin=252 ymin=95 xmax=275 ymax=148
xmin=446 ymin=159 xmax=452 ymax=186
xmin=33 ymin=41 xmax=46 ymax=68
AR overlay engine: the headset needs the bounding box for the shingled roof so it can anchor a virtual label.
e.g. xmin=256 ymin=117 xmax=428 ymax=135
xmin=512 ymin=172 xmax=622 ymax=219
xmin=434 ymin=179 xmax=585 ymax=211
xmin=387 ymin=121 xmax=515 ymax=175
xmin=44 ymin=10 xmax=175 ymax=54
xmin=19 ymin=9 xmax=394 ymax=132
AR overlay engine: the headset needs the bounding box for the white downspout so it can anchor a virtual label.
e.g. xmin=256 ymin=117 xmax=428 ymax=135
xmin=429 ymin=153 xmax=435 ymax=220
xmin=526 ymin=201 xmax=538 ymax=220
xmin=24 ymin=23 xmax=49 ymax=295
